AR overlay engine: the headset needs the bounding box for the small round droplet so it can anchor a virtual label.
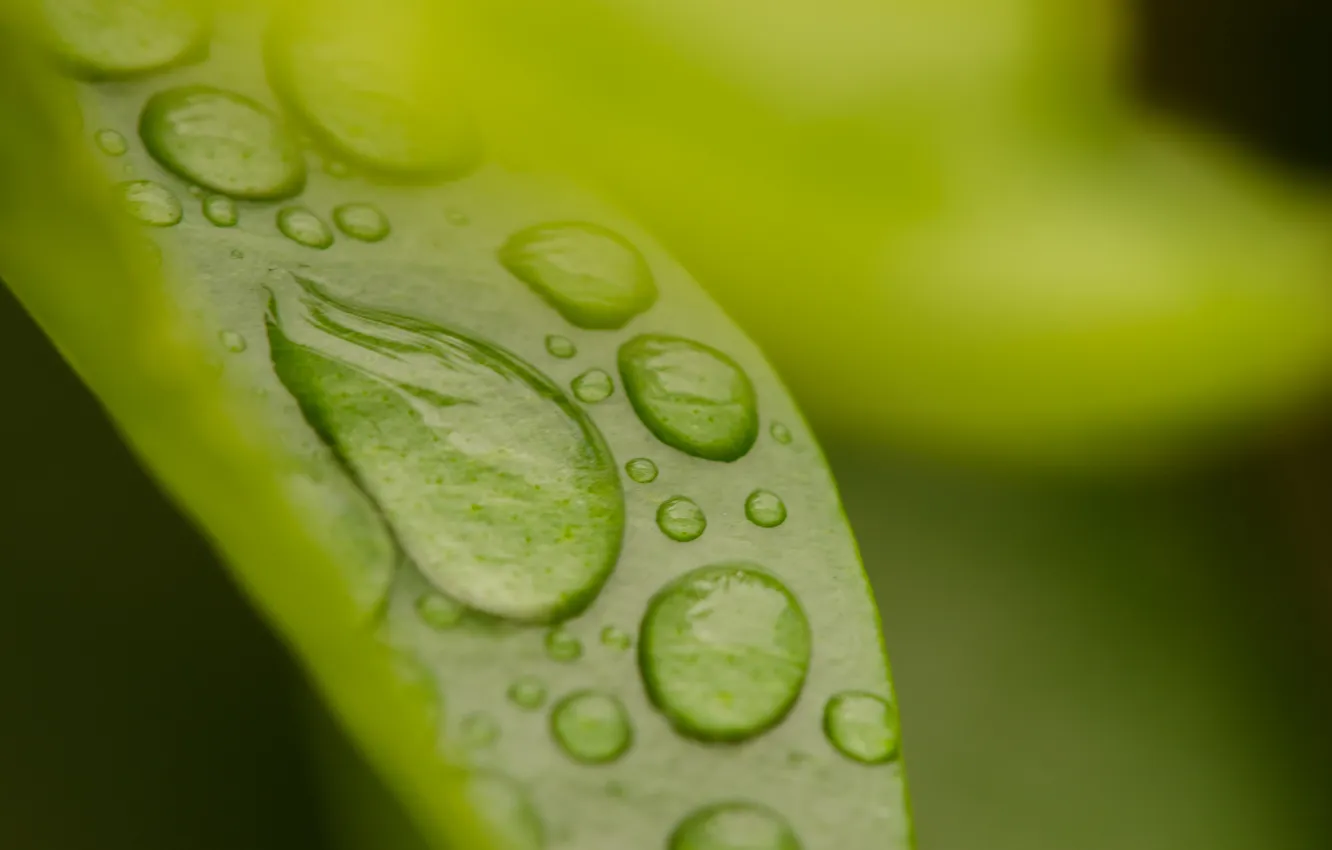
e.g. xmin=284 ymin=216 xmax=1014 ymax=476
xmin=669 ymin=802 xmax=801 ymax=850
xmin=42 ymin=0 xmax=208 ymax=79
xmin=333 ymin=203 xmax=390 ymax=242
xmin=94 ymin=128 xmax=127 ymax=156
xmin=550 ymin=690 xmax=633 ymax=764
xmin=744 ymin=490 xmax=787 ymax=528
xmin=507 ymin=677 xmax=548 ymax=711
xmin=461 ymin=712 xmax=500 ymax=748
xmin=823 ymin=691 xmax=900 ymax=765
xmin=657 ymin=497 xmax=706 ymax=542
xmin=202 ymin=194 xmax=239 ymax=228
xmin=219 ymin=330 xmax=247 ymax=353
xmin=323 ymin=158 xmax=351 ymax=178
xmin=545 ymin=627 xmax=583 ymax=663
xmin=118 ymin=180 xmax=181 ymax=226
xmin=446 ymin=210 xmax=470 ymax=226
xmin=187 ymin=185 xmax=205 ymax=198
xmin=277 ymin=206 xmax=333 ymax=249
xmin=625 ymin=458 xmax=658 ymax=484
xmin=545 ymin=335 xmax=577 ymax=359
xmin=230 ymin=248 xmax=245 ymax=260
xmin=417 ymin=592 xmax=465 ymax=630
xmin=139 ymin=86 xmax=307 ymax=200
xmin=640 ymin=564 xmax=811 ymax=742
xmin=600 ymin=626 xmax=632 ymax=651
xmin=770 ymin=422 xmax=793 ymax=445
xmin=572 ymin=369 xmax=614 ymax=404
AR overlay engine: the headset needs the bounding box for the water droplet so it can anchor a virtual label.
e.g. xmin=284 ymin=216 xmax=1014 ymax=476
xmin=507 ymin=677 xmax=548 ymax=711
xmin=446 ymin=210 xmax=470 ymax=226
xmin=823 ymin=691 xmax=900 ymax=765
xmin=94 ymin=128 xmax=127 ymax=156
xmin=323 ymin=158 xmax=351 ymax=178
xmin=139 ymin=86 xmax=306 ymax=200
xmin=42 ymin=0 xmax=208 ymax=79
xmin=544 ymin=627 xmax=583 ymax=662
xmin=656 ymin=497 xmax=706 ymax=542
xmin=544 ymin=335 xmax=576 ymax=360
xmin=202 ymin=194 xmax=239 ymax=228
xmin=499 ymin=223 xmax=657 ymax=329
xmin=333 ymin=203 xmax=390 ymax=242
xmin=624 ymin=458 xmax=658 ymax=484
xmin=770 ymin=422 xmax=793 ymax=445
xmin=219 ymin=330 xmax=247 ymax=353
xmin=640 ymin=564 xmax=811 ymax=742
xmin=416 ymin=592 xmax=466 ymax=630
xmin=267 ymin=274 xmax=624 ymax=623
xmin=187 ymin=185 xmax=205 ymax=198
xmin=118 ymin=180 xmax=181 ymax=226
xmin=550 ymin=690 xmax=633 ymax=765
xmin=600 ymin=625 xmax=632 ymax=651
xmin=461 ymin=712 xmax=500 ymax=748
xmin=571 ymin=369 xmax=614 ymax=404
xmin=230 ymin=248 xmax=245 ymax=259
xmin=669 ymin=802 xmax=801 ymax=850
xmin=619 ymin=336 xmax=758 ymax=462
xmin=466 ymin=772 xmax=544 ymax=850
xmin=277 ymin=207 xmax=334 ymax=249
xmin=744 ymin=490 xmax=787 ymax=528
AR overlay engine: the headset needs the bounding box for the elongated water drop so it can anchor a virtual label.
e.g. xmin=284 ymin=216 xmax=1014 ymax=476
xmin=823 ymin=691 xmax=900 ymax=765
xmin=94 ymin=128 xmax=127 ymax=156
xmin=619 ymin=336 xmax=758 ymax=462
xmin=625 ymin=457 xmax=658 ymax=484
xmin=333 ymin=203 xmax=390 ymax=242
xmin=744 ymin=490 xmax=787 ymax=528
xmin=545 ymin=627 xmax=583 ymax=662
xmin=277 ymin=207 xmax=333 ymax=249
xmin=140 ymin=86 xmax=306 ymax=200
xmin=550 ymin=691 xmax=633 ymax=765
xmin=508 ymin=677 xmax=548 ymax=711
xmin=657 ymin=497 xmax=706 ymax=542
xmin=571 ymin=369 xmax=614 ymax=404
xmin=416 ymin=592 xmax=465 ymax=630
xmin=203 ymin=194 xmax=238 ymax=227
xmin=499 ymin=223 xmax=657 ymax=330
xmin=267 ymin=274 xmax=624 ymax=623
xmin=118 ymin=180 xmax=181 ymax=226
xmin=545 ymin=335 xmax=576 ymax=360
xmin=640 ymin=564 xmax=811 ymax=742
xmin=669 ymin=802 xmax=801 ymax=850
xmin=41 ymin=0 xmax=208 ymax=79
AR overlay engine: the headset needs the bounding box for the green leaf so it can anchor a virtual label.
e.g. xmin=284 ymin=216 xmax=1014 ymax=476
xmin=0 ymin=3 xmax=910 ymax=849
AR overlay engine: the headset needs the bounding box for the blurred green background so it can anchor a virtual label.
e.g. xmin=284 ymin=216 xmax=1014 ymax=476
xmin=5 ymin=2 xmax=1332 ymax=849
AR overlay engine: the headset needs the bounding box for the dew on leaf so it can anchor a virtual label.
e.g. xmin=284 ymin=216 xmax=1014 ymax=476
xmin=640 ymin=564 xmax=811 ymax=742
xmin=545 ymin=335 xmax=576 ymax=360
xmin=139 ymin=86 xmax=306 ymax=200
xmin=202 ymin=194 xmax=238 ymax=227
xmin=571 ymin=369 xmax=614 ymax=404
xmin=744 ymin=490 xmax=787 ymax=528
xmin=823 ymin=691 xmax=900 ymax=765
xmin=333 ymin=203 xmax=390 ymax=242
xmin=619 ymin=335 xmax=758 ymax=462
xmin=461 ymin=712 xmax=500 ymax=748
xmin=499 ymin=223 xmax=657 ymax=330
xmin=600 ymin=625 xmax=632 ymax=651
xmin=507 ymin=677 xmax=548 ymax=711
xmin=322 ymin=158 xmax=351 ymax=178
xmin=550 ymin=690 xmax=633 ymax=765
xmin=219 ymin=330 xmax=247 ymax=353
xmin=669 ymin=802 xmax=802 ymax=850
xmin=770 ymin=422 xmax=793 ymax=445
xmin=416 ymin=592 xmax=466 ymax=630
xmin=656 ymin=496 xmax=706 ymax=542
xmin=624 ymin=458 xmax=658 ymax=484
xmin=277 ymin=206 xmax=333 ymax=249
xmin=544 ymin=627 xmax=583 ymax=663
xmin=94 ymin=128 xmax=127 ymax=156
xmin=41 ymin=0 xmax=208 ymax=79
xmin=118 ymin=179 xmax=182 ymax=226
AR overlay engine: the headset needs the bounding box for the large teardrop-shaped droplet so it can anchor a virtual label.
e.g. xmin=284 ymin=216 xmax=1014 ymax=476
xmin=639 ymin=564 xmax=811 ymax=742
xmin=41 ymin=0 xmax=208 ymax=80
xmin=619 ymin=335 xmax=758 ymax=462
xmin=266 ymin=273 xmax=624 ymax=624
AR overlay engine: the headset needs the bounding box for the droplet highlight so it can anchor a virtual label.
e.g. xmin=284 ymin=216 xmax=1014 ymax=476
xmin=823 ymin=691 xmax=900 ymax=765
xmin=118 ymin=180 xmax=181 ymax=226
xmin=139 ymin=86 xmax=306 ymax=200
xmin=550 ymin=691 xmax=633 ymax=765
xmin=669 ymin=802 xmax=801 ymax=850
xmin=219 ymin=330 xmax=247 ymax=353
xmin=619 ymin=335 xmax=758 ymax=462
xmin=499 ymin=223 xmax=657 ymax=330
xmin=333 ymin=203 xmax=390 ymax=242
xmin=770 ymin=422 xmax=793 ymax=445
xmin=545 ymin=627 xmax=583 ymax=663
xmin=277 ymin=207 xmax=333 ymax=249
xmin=657 ymin=497 xmax=706 ymax=543
xmin=744 ymin=490 xmax=787 ymax=528
xmin=572 ymin=369 xmax=614 ymax=404
xmin=507 ymin=677 xmax=548 ymax=711
xmin=640 ymin=564 xmax=811 ymax=742
xmin=624 ymin=458 xmax=658 ymax=484
xmin=42 ymin=0 xmax=208 ymax=79
xmin=202 ymin=194 xmax=238 ymax=228
xmin=94 ymin=128 xmax=127 ymax=156
xmin=416 ymin=592 xmax=465 ymax=630
xmin=545 ymin=335 xmax=576 ymax=360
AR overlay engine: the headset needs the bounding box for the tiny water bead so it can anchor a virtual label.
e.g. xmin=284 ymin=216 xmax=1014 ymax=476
xmin=545 ymin=335 xmax=577 ymax=360
xmin=507 ymin=677 xmax=548 ymax=711
xmin=219 ymin=330 xmax=247 ymax=353
xmin=202 ymin=194 xmax=239 ymax=228
xmin=823 ymin=691 xmax=901 ymax=765
xmin=94 ymin=128 xmax=127 ymax=156
xmin=277 ymin=207 xmax=334 ymax=249
xmin=744 ymin=490 xmax=787 ymax=529
xmin=499 ymin=222 xmax=658 ymax=330
xmin=640 ymin=564 xmax=811 ymax=742
xmin=572 ymin=369 xmax=614 ymax=404
xmin=118 ymin=180 xmax=181 ymax=226
xmin=669 ymin=802 xmax=802 ymax=850
xmin=550 ymin=691 xmax=633 ymax=765
xmin=139 ymin=86 xmax=307 ymax=200
xmin=416 ymin=592 xmax=466 ymax=630
xmin=656 ymin=497 xmax=706 ymax=542
xmin=545 ymin=627 xmax=583 ymax=662
xmin=42 ymin=0 xmax=208 ymax=79
xmin=770 ymin=422 xmax=793 ymax=445
xmin=625 ymin=458 xmax=658 ymax=484
xmin=333 ymin=203 xmax=391 ymax=242
xmin=461 ymin=712 xmax=500 ymax=748
xmin=619 ymin=335 xmax=759 ymax=462
xmin=322 ymin=159 xmax=351 ymax=178
xmin=600 ymin=625 xmax=632 ymax=651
